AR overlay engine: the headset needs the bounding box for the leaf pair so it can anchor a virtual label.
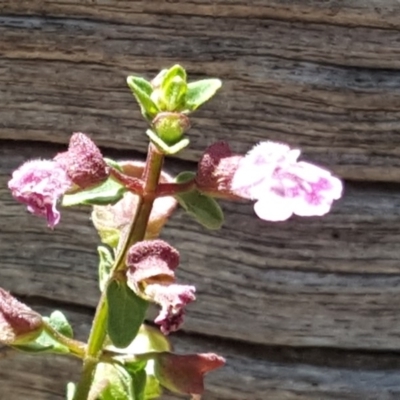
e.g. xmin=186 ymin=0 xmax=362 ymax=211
xmin=127 ymin=65 xmax=221 ymax=118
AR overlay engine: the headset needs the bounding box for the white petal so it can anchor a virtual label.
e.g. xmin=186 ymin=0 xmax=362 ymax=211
xmin=253 ymin=194 xmax=294 ymax=222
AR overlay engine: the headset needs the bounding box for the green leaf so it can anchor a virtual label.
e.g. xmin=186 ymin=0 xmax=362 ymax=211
xmin=128 ymin=76 xmax=153 ymax=96
xmin=146 ymin=129 xmax=189 ymax=155
xmin=107 ymin=280 xmax=149 ymax=348
xmin=105 ymin=158 xmax=124 ymax=172
xmin=127 ymin=76 xmax=159 ymax=120
xmin=129 ymin=325 xmax=171 ymax=354
xmin=97 ymin=363 xmax=135 ymax=400
xmin=175 ymin=172 xmax=224 ymax=229
xmin=130 ymin=368 xmax=147 ymax=400
xmin=98 ymin=246 xmax=114 ymax=292
xmin=97 ymin=227 xmax=121 ymax=249
xmin=46 ymin=310 xmax=73 ymax=338
xmin=159 ymin=65 xmax=187 ymax=111
xmin=162 ymin=76 xmax=187 ymax=111
xmin=185 ymin=79 xmax=222 ymax=111
xmin=13 ymin=342 xmax=54 ymax=354
xmin=62 ymin=178 xmax=127 ymax=207
xmin=160 ymin=65 xmax=187 ymax=91
xmin=143 ymin=375 xmax=162 ymax=399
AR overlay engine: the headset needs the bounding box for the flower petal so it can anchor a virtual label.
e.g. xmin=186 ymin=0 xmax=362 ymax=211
xmin=231 ymin=141 xmax=343 ymax=221
xmin=254 ymin=194 xmax=294 ymax=222
xmin=8 ymin=159 xmax=72 ymax=228
xmin=126 ymin=240 xmax=180 ymax=285
xmin=153 ymin=352 xmax=225 ymax=395
xmin=144 ymin=283 xmax=196 ymax=334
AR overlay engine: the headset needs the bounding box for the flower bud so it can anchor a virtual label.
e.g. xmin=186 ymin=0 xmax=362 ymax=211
xmin=196 ymin=141 xmax=243 ymax=199
xmin=0 ymin=288 xmax=43 ymax=345
xmin=153 ymin=352 xmax=225 ymax=395
xmin=54 ymin=132 xmax=109 ymax=190
xmin=152 ymin=112 xmax=191 ymax=145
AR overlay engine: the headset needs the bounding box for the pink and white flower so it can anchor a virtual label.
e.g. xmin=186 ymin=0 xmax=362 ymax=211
xmin=126 ymin=239 xmax=196 ymax=334
xmin=8 ymin=159 xmax=72 ymax=228
xmin=231 ymin=141 xmax=343 ymax=222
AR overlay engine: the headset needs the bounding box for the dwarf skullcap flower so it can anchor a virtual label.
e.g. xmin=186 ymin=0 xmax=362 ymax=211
xmin=126 ymin=240 xmax=195 ymax=334
xmin=126 ymin=239 xmax=180 ymax=285
xmin=231 ymin=141 xmax=343 ymax=222
xmin=0 ymin=288 xmax=43 ymax=345
xmin=196 ymin=141 xmax=243 ymax=198
xmin=153 ymin=352 xmax=225 ymax=395
xmin=54 ymin=132 xmax=109 ymax=189
xmin=8 ymin=159 xmax=72 ymax=228
xmin=145 ymin=283 xmax=196 ymax=335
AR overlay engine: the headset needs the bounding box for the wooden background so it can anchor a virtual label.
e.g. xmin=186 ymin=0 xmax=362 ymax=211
xmin=1 ymin=1 xmax=400 ymax=399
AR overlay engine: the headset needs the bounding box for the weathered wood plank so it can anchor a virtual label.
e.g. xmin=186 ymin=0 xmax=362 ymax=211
xmin=2 ymin=141 xmax=400 ymax=350
xmin=1 ymin=13 xmax=400 ymax=181
xmin=1 ymin=303 xmax=400 ymax=400
xmin=2 ymin=0 xmax=400 ymax=29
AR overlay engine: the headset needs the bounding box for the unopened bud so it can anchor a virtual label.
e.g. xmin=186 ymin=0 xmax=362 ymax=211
xmin=55 ymin=132 xmax=109 ymax=190
xmin=0 ymin=288 xmax=43 ymax=345
xmin=153 ymin=352 xmax=225 ymax=395
xmin=196 ymin=141 xmax=243 ymax=199
xmin=152 ymin=112 xmax=191 ymax=145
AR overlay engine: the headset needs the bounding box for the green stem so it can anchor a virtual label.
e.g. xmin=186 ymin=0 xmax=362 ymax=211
xmin=73 ymin=358 xmax=97 ymax=400
xmin=72 ymin=143 xmax=165 ymax=400
xmin=42 ymin=321 xmax=86 ymax=358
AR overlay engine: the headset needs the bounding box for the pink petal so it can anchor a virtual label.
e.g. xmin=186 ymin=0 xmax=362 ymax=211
xmin=126 ymin=240 xmax=180 ymax=286
xmin=8 ymin=159 xmax=72 ymax=228
xmin=144 ymin=283 xmax=196 ymax=334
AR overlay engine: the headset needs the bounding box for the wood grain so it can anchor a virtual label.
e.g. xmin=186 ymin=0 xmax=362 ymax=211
xmin=3 ymin=142 xmax=400 ymax=350
xmin=1 ymin=303 xmax=400 ymax=400
xmin=2 ymin=2 xmax=400 ymax=399
xmin=1 ymin=7 xmax=400 ymax=181
xmin=2 ymin=0 xmax=400 ymax=28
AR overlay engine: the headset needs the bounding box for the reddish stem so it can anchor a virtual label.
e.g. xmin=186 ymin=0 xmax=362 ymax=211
xmin=110 ymin=168 xmax=144 ymax=194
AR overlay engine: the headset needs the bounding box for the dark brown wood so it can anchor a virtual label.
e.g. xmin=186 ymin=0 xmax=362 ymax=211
xmin=2 ymin=0 xmax=400 ymax=28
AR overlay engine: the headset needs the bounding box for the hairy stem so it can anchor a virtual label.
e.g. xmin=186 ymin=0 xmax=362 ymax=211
xmin=72 ymin=143 xmax=165 ymax=400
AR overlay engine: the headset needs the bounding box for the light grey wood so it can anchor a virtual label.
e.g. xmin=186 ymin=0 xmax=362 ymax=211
xmin=2 ymin=142 xmax=400 ymax=350
xmin=1 ymin=4 xmax=400 ymax=181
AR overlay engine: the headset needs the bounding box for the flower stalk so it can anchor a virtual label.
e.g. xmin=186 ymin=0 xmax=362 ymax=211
xmin=72 ymin=143 xmax=165 ymax=400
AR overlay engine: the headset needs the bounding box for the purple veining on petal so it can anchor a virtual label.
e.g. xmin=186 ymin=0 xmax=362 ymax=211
xmin=231 ymin=141 xmax=343 ymax=221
